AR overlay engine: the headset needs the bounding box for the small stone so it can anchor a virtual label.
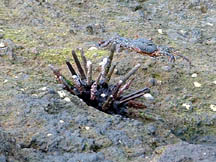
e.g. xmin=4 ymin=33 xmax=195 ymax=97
xmin=59 ymin=120 xmax=64 ymax=123
xmin=147 ymin=124 xmax=157 ymax=135
xmin=158 ymin=29 xmax=163 ymax=34
xmin=64 ymin=97 xmax=71 ymax=102
xmin=206 ymin=22 xmax=213 ymax=26
xmin=0 ymin=42 xmax=5 ymax=48
xmin=47 ymin=133 xmax=52 ymax=137
xmin=210 ymin=104 xmax=216 ymax=112
xmin=191 ymin=73 xmax=197 ymax=78
xmin=194 ymin=82 xmax=202 ymax=87
xmin=39 ymin=87 xmax=47 ymax=91
xmin=148 ymin=78 xmax=157 ymax=86
xmin=86 ymin=25 xmax=94 ymax=34
xmin=57 ymin=91 xmax=66 ymax=98
xmin=88 ymin=47 xmax=97 ymax=51
xmin=144 ymin=93 xmax=154 ymax=100
xmin=32 ymin=94 xmax=38 ymax=97
xmin=85 ymin=126 xmax=90 ymax=130
xmin=213 ymin=81 xmax=216 ymax=85
xmin=182 ymin=103 xmax=191 ymax=110
xmin=3 ymin=79 xmax=8 ymax=83
xmin=0 ymin=33 xmax=4 ymax=39
xmin=99 ymin=58 xmax=108 ymax=66
xmin=162 ymin=66 xmax=172 ymax=72
xmin=101 ymin=93 xmax=106 ymax=97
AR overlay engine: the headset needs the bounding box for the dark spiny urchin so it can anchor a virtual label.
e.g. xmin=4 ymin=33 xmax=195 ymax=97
xmin=49 ymin=45 xmax=150 ymax=116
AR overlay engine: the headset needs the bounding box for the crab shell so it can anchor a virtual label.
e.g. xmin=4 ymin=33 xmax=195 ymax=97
xmin=130 ymin=38 xmax=158 ymax=54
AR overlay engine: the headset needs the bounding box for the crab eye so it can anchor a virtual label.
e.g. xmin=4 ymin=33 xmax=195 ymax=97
xmin=98 ymin=41 xmax=105 ymax=45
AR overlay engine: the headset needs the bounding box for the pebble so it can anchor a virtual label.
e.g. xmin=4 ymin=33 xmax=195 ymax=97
xmin=144 ymin=93 xmax=154 ymax=100
xmin=32 ymin=94 xmax=38 ymax=97
xmin=59 ymin=120 xmax=64 ymax=123
xmin=158 ymin=29 xmax=163 ymax=34
xmin=206 ymin=22 xmax=214 ymax=26
xmin=210 ymin=104 xmax=216 ymax=112
xmin=3 ymin=79 xmax=8 ymax=83
xmin=57 ymin=91 xmax=67 ymax=98
xmin=39 ymin=87 xmax=47 ymax=91
xmin=0 ymin=42 xmax=5 ymax=48
xmin=88 ymin=47 xmax=97 ymax=51
xmin=148 ymin=78 xmax=157 ymax=86
xmin=101 ymin=93 xmax=106 ymax=97
xmin=47 ymin=133 xmax=53 ymax=137
xmin=182 ymin=103 xmax=191 ymax=110
xmin=194 ymin=82 xmax=202 ymax=87
xmin=191 ymin=73 xmax=198 ymax=78
xmin=0 ymin=33 xmax=4 ymax=39
xmin=213 ymin=81 xmax=216 ymax=85
xmin=64 ymin=97 xmax=71 ymax=102
xmin=85 ymin=126 xmax=90 ymax=130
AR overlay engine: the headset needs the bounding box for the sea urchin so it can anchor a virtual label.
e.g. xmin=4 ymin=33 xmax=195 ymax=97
xmin=49 ymin=45 xmax=150 ymax=116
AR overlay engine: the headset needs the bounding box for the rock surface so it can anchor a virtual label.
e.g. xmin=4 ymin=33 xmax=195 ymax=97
xmin=0 ymin=0 xmax=216 ymax=161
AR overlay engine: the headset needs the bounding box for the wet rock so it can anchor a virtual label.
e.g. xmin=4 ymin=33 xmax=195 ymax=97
xmin=0 ymin=155 xmax=6 ymax=162
xmin=167 ymin=28 xmax=203 ymax=44
xmin=152 ymin=142 xmax=216 ymax=162
xmin=193 ymin=135 xmax=216 ymax=145
xmin=0 ymin=128 xmax=23 ymax=161
xmin=68 ymin=152 xmax=105 ymax=162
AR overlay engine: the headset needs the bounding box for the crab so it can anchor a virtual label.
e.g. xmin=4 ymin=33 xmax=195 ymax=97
xmin=98 ymin=35 xmax=191 ymax=65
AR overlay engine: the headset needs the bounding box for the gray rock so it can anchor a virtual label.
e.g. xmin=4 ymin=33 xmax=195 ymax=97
xmin=0 ymin=33 xmax=4 ymax=39
xmin=68 ymin=152 xmax=105 ymax=162
xmin=0 ymin=155 xmax=6 ymax=162
xmin=152 ymin=142 xmax=216 ymax=162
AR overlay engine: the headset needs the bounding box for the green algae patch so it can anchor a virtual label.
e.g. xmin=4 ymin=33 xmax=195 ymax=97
xmin=84 ymin=49 xmax=109 ymax=59
xmin=3 ymin=28 xmax=38 ymax=47
xmin=40 ymin=48 xmax=109 ymax=64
